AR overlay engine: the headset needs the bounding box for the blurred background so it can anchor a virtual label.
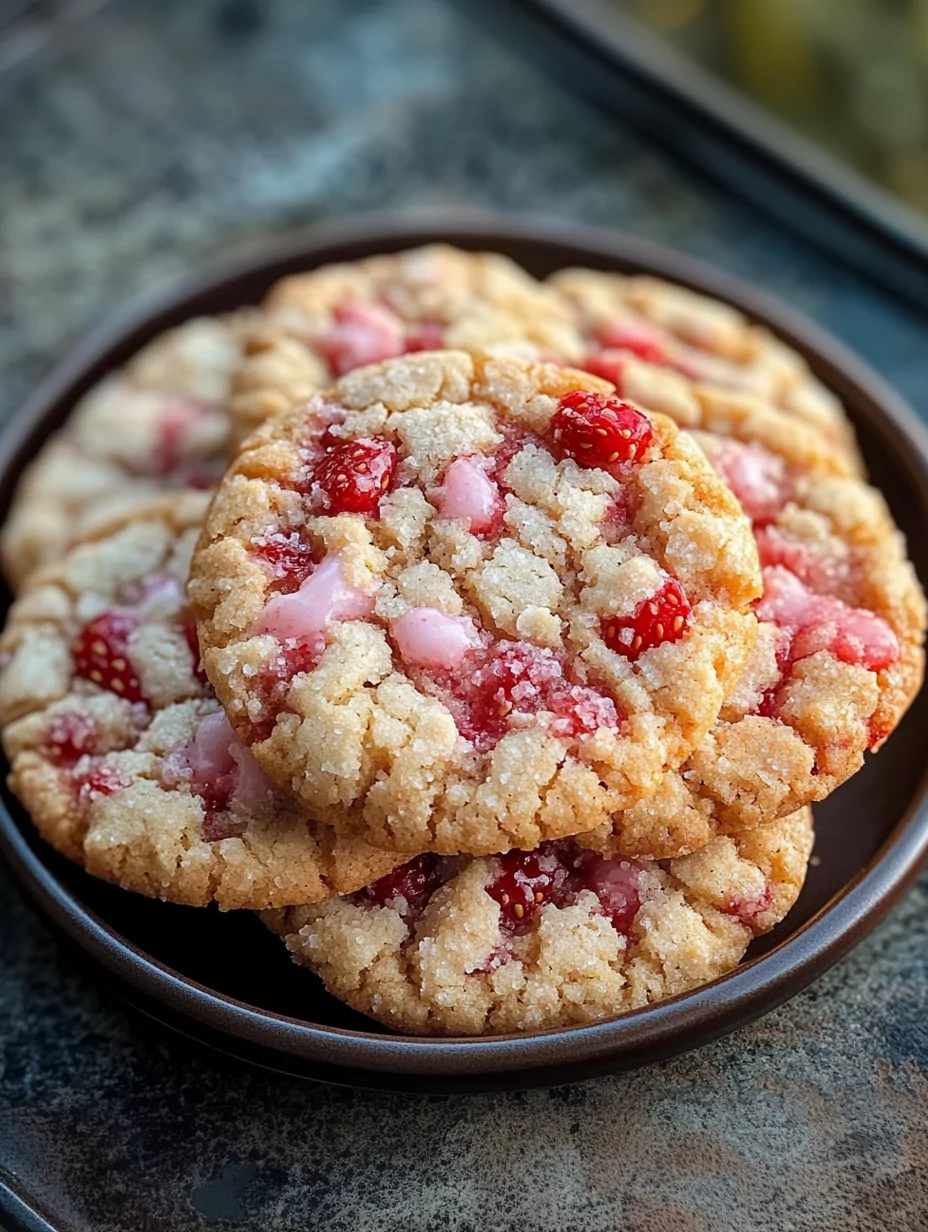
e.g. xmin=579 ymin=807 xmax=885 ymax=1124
xmin=618 ymin=0 xmax=928 ymax=214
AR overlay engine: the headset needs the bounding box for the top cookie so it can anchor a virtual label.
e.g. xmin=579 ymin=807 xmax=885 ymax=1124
xmin=191 ymin=350 xmax=762 ymax=855
xmin=228 ymin=244 xmax=582 ymax=447
xmin=0 ymin=493 xmax=398 ymax=910
xmin=551 ymin=268 xmax=863 ymax=474
xmin=1 ymin=313 xmax=253 ymax=592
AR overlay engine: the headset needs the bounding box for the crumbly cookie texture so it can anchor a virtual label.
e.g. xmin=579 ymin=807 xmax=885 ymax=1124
xmin=265 ymin=807 xmax=813 ymax=1036
xmin=1 ymin=313 xmax=255 ymax=591
xmin=0 ymin=494 xmax=397 ymax=910
xmin=550 ymin=268 xmax=863 ymax=474
xmin=192 ymin=350 xmax=761 ymax=856
xmin=580 ymin=429 xmax=927 ymax=856
xmin=228 ymin=244 xmax=584 ymax=447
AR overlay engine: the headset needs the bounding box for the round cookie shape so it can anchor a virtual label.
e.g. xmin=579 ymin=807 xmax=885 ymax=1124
xmin=0 ymin=494 xmax=397 ymax=910
xmin=1 ymin=313 xmax=253 ymax=592
xmin=228 ymin=244 xmax=584 ymax=448
xmin=191 ymin=350 xmax=762 ymax=856
xmin=550 ymin=268 xmax=862 ymax=474
xmin=581 ymin=429 xmax=927 ymax=857
xmin=264 ymin=808 xmax=813 ymax=1036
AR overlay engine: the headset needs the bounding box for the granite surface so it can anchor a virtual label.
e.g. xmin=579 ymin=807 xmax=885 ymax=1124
xmin=1 ymin=1 xmax=927 ymax=1228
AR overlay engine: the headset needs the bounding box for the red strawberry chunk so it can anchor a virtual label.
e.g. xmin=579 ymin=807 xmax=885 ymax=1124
xmin=75 ymin=763 xmax=129 ymax=801
xmin=579 ymin=351 xmax=628 ymax=390
xmin=602 ymin=578 xmax=692 ymax=661
xmin=551 ymin=391 xmax=653 ymax=469
xmin=575 ymin=851 xmax=643 ymax=934
xmin=72 ymin=612 xmax=144 ymax=703
xmin=45 ymin=711 xmax=99 ymax=766
xmin=447 ymin=642 xmax=619 ymax=752
xmin=404 ymin=320 xmax=445 ymax=352
xmin=722 ymin=882 xmax=772 ymax=926
xmin=486 ymin=845 xmax=574 ymax=935
xmin=360 ymin=854 xmax=444 ymax=916
xmin=310 ymin=437 xmax=398 ymax=516
xmin=598 ymin=321 xmax=671 ymax=366
xmin=251 ymin=531 xmax=318 ymax=594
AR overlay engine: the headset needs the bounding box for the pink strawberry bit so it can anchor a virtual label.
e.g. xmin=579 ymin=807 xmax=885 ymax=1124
xmin=722 ymin=882 xmax=772 ymax=926
xmin=360 ymin=854 xmax=444 ymax=917
xmin=391 ymin=608 xmax=482 ymax=671
xmin=709 ymin=438 xmax=790 ymax=525
xmin=251 ymin=531 xmax=318 ymax=595
xmin=432 ymin=455 xmax=503 ymax=534
xmin=579 ymin=351 xmax=628 ymax=390
xmin=602 ymin=578 xmax=692 ymax=662
xmin=45 ymin=711 xmax=98 ymax=767
xmin=253 ymin=553 xmax=374 ymax=644
xmin=153 ymin=397 xmax=210 ymax=477
xmin=72 ymin=612 xmax=145 ymax=703
xmin=598 ymin=319 xmax=671 ymax=366
xmin=75 ymin=763 xmax=129 ymax=802
xmin=755 ymin=565 xmax=899 ymax=673
xmin=320 ymin=300 xmax=406 ymax=376
xmin=486 ymin=845 xmax=574 ymax=935
xmin=551 ymin=390 xmax=654 ymax=469
xmin=755 ymin=525 xmax=850 ymax=593
xmin=575 ymin=851 xmax=643 ymax=934
xmin=310 ymin=436 xmax=398 ymax=517
xmin=450 ymin=642 xmax=619 ymax=752
xmin=403 ymin=320 xmax=445 ymax=352
xmin=163 ymin=712 xmax=272 ymax=838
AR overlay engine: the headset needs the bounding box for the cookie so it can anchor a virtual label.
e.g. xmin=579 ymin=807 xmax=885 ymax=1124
xmin=579 ymin=429 xmax=926 ymax=857
xmin=551 ymin=268 xmax=863 ymax=473
xmin=191 ymin=350 xmax=762 ymax=855
xmin=1 ymin=313 xmax=253 ymax=591
xmin=0 ymin=494 xmax=397 ymax=910
xmin=265 ymin=807 xmax=813 ymax=1036
xmin=228 ymin=244 xmax=583 ymax=447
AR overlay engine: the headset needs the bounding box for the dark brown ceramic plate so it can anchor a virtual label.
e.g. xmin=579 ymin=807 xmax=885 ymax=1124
xmin=1 ymin=211 xmax=927 ymax=1093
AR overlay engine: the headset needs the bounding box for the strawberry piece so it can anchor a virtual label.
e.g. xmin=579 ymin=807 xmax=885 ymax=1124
xmin=448 ymin=643 xmax=619 ymax=752
xmin=75 ymin=763 xmax=129 ymax=801
xmin=320 ymin=301 xmax=406 ymax=376
xmin=360 ymin=854 xmax=444 ymax=916
xmin=579 ymin=352 xmax=628 ymax=389
xmin=250 ymin=531 xmax=318 ymax=595
xmin=45 ymin=711 xmax=99 ymax=767
xmin=602 ymin=578 xmax=692 ymax=662
xmin=486 ymin=845 xmax=573 ymax=935
xmin=575 ymin=851 xmax=643 ymax=934
xmin=310 ymin=437 xmax=397 ymax=516
xmin=404 ymin=320 xmax=445 ymax=352
xmin=598 ymin=321 xmax=670 ymax=366
xmin=72 ymin=612 xmax=144 ymax=702
xmin=722 ymin=882 xmax=772 ymax=926
xmin=551 ymin=391 xmax=653 ymax=469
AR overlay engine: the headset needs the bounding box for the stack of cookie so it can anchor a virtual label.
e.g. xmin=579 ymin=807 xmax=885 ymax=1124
xmin=1 ymin=246 xmax=924 ymax=1037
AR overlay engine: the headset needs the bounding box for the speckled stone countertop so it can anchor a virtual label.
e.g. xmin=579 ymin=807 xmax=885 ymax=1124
xmin=1 ymin=1 xmax=927 ymax=1228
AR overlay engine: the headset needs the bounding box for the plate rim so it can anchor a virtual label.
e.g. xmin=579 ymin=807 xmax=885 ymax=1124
xmin=2 ymin=208 xmax=927 ymax=1086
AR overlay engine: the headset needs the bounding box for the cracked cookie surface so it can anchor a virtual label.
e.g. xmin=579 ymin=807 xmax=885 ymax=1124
xmin=0 ymin=494 xmax=397 ymax=909
xmin=1 ymin=313 xmax=254 ymax=592
xmin=265 ymin=807 xmax=813 ymax=1036
xmin=228 ymin=244 xmax=583 ymax=447
xmin=191 ymin=350 xmax=761 ymax=856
